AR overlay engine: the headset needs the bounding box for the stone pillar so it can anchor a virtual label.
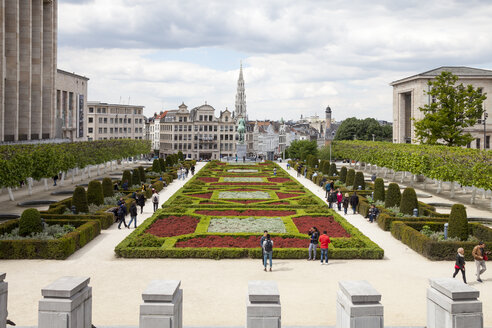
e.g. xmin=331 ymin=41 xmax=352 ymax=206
xmin=31 ymin=0 xmax=43 ymax=140
xmin=4 ymin=0 xmax=19 ymax=142
xmin=0 ymin=273 xmax=7 ymax=328
xmin=38 ymin=276 xmax=92 ymax=328
xmin=18 ymin=0 xmax=32 ymax=141
xmin=247 ymin=281 xmax=281 ymax=328
xmin=0 ymin=0 xmax=4 ymax=142
xmin=427 ymin=278 xmax=483 ymax=328
xmin=336 ymin=280 xmax=383 ymax=328
xmin=140 ymin=280 xmax=183 ymax=328
xmin=42 ymin=0 xmax=56 ymax=139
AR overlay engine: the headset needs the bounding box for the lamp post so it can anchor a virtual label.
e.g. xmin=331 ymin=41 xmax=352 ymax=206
xmin=483 ymin=112 xmax=488 ymax=150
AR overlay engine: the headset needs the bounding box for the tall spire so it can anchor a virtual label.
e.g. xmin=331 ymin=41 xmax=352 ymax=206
xmin=235 ymin=62 xmax=247 ymax=120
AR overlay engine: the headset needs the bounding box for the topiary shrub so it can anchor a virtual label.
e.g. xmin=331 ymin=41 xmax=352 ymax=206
xmin=346 ymin=169 xmax=355 ymax=187
xmin=102 ymin=177 xmax=114 ymax=198
xmin=352 ymin=171 xmax=365 ymax=190
xmin=448 ymin=204 xmax=469 ymax=241
xmin=87 ymin=180 xmax=104 ymax=206
xmin=138 ymin=166 xmax=146 ymax=182
xmin=328 ymin=163 xmax=338 ymax=177
xmin=385 ymin=183 xmax=401 ymax=208
xmin=399 ymin=187 xmax=418 ymax=216
xmin=373 ymin=178 xmax=385 ymax=202
xmin=339 ymin=166 xmax=347 ymax=183
xmin=152 ymin=159 xmax=161 ymax=173
xmin=72 ymin=186 xmax=89 ymax=213
xmin=159 ymin=158 xmax=166 ymax=172
xmin=122 ymin=170 xmax=132 ymax=186
xmin=132 ymin=168 xmax=141 ymax=186
xmin=18 ymin=208 xmax=43 ymax=237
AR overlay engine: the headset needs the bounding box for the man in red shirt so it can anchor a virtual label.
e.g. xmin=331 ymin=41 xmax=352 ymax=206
xmin=319 ymin=231 xmax=331 ymax=264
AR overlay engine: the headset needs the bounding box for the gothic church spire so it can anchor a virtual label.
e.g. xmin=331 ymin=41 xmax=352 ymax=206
xmin=235 ymin=62 xmax=247 ymax=119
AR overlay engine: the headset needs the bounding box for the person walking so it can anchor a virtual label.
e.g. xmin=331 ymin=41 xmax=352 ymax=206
xmin=319 ymin=231 xmax=331 ymax=264
xmin=117 ymin=204 xmax=127 ymax=229
xmin=152 ymin=191 xmax=159 ymax=212
xmin=308 ymin=227 xmax=319 ymax=260
xmin=328 ymin=189 xmax=337 ymax=209
xmin=453 ymin=247 xmax=467 ymax=284
xmin=336 ymin=189 xmax=343 ymax=211
xmin=137 ymin=193 xmax=145 ymax=214
xmin=342 ymin=193 xmax=350 ymax=215
xmin=185 ymin=167 xmax=189 ymax=178
xmin=128 ymin=201 xmax=138 ymax=228
xmin=303 ymin=166 xmax=307 ymax=178
xmin=472 ymin=242 xmax=489 ymax=282
xmin=325 ymin=182 xmax=331 ymax=198
xmin=350 ymin=192 xmax=359 ymax=214
xmin=191 ymin=165 xmax=195 ymax=175
xmin=368 ymin=204 xmax=379 ymax=223
xmin=262 ymin=234 xmax=273 ymax=272
xmin=297 ymin=165 xmax=301 ymax=177
xmin=260 ymin=230 xmax=268 ymax=264
xmin=52 ymin=174 xmax=59 ymax=186
xmin=273 ymin=168 xmax=277 ymax=176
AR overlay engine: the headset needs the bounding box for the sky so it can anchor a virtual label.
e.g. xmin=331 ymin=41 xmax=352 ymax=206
xmin=58 ymin=0 xmax=492 ymax=121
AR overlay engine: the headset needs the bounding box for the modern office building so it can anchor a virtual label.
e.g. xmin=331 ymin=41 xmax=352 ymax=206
xmin=86 ymin=102 xmax=145 ymax=141
xmin=391 ymin=66 xmax=492 ymax=149
xmin=0 ymin=0 xmax=58 ymax=142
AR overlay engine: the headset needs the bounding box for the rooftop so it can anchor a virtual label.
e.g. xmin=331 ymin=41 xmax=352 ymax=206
xmin=391 ymin=66 xmax=492 ymax=85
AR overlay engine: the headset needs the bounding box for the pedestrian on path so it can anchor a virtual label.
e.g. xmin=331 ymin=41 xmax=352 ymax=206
xmin=297 ymin=165 xmax=301 ymax=177
xmin=273 ymin=168 xmax=277 ymax=176
xmin=342 ymin=193 xmax=350 ymax=215
xmin=308 ymin=227 xmax=319 ymax=260
xmin=303 ymin=167 xmax=307 ymax=178
xmin=472 ymin=242 xmax=489 ymax=282
xmin=137 ymin=193 xmax=145 ymax=214
xmin=453 ymin=247 xmax=466 ymax=284
xmin=325 ymin=182 xmax=331 ymax=198
xmin=336 ymin=189 xmax=343 ymax=211
xmin=191 ymin=165 xmax=195 ymax=175
xmin=185 ymin=168 xmax=189 ymax=178
xmin=349 ymin=192 xmax=359 ymax=214
xmin=319 ymin=231 xmax=331 ymax=264
xmin=152 ymin=191 xmax=159 ymax=212
xmin=327 ymin=189 xmax=336 ymax=209
xmin=368 ymin=204 xmax=379 ymax=223
xmin=117 ymin=204 xmax=127 ymax=229
xmin=260 ymin=230 xmax=268 ymax=264
xmin=53 ymin=174 xmax=59 ymax=186
xmin=262 ymin=234 xmax=273 ymax=272
xmin=128 ymin=201 xmax=138 ymax=228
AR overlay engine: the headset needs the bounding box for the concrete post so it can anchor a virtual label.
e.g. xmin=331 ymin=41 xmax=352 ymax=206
xmin=38 ymin=276 xmax=92 ymax=328
xmin=247 ymin=281 xmax=281 ymax=328
xmin=336 ymin=280 xmax=383 ymax=328
xmin=140 ymin=280 xmax=183 ymax=328
xmin=427 ymin=278 xmax=482 ymax=328
xmin=0 ymin=273 xmax=7 ymax=328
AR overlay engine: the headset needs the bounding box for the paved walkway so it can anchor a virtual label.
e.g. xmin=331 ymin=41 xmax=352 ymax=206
xmin=1 ymin=162 xmax=491 ymax=327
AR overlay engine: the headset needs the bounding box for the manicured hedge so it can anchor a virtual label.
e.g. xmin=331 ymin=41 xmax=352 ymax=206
xmin=377 ymin=213 xmax=448 ymax=231
xmin=41 ymin=213 xmax=114 ymax=230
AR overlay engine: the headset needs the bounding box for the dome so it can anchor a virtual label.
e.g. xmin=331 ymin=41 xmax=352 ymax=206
xmin=325 ymin=106 xmax=332 ymax=113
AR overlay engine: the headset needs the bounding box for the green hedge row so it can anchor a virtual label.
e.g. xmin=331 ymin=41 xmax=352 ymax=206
xmin=377 ymin=213 xmax=449 ymax=231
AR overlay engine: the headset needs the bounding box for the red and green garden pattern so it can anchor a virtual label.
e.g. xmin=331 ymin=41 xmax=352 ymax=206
xmin=115 ymin=161 xmax=383 ymax=259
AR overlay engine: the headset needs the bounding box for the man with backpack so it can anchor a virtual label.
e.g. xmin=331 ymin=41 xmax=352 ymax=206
xmin=152 ymin=191 xmax=159 ymax=212
xmin=262 ymin=234 xmax=273 ymax=272
xmin=260 ymin=231 xmax=268 ymax=264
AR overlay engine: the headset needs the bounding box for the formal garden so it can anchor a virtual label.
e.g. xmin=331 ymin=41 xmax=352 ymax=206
xmin=115 ymin=161 xmax=384 ymax=259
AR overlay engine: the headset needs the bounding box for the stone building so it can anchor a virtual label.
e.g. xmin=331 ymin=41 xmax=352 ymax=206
xmin=55 ymin=69 xmax=89 ymax=141
xmin=0 ymin=0 xmax=58 ymax=142
xmin=86 ymin=102 xmax=145 ymax=141
xmin=391 ymin=66 xmax=492 ymax=149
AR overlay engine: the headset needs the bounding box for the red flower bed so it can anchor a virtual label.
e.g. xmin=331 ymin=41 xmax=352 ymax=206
xmin=175 ymin=235 xmax=308 ymax=248
xmin=292 ymin=216 xmax=351 ymax=238
xmin=268 ymin=178 xmax=291 ymax=183
xmin=195 ymin=210 xmax=296 ymax=216
xmin=189 ymin=192 xmax=212 ymax=199
xmin=199 ymin=177 xmax=219 ymax=183
xmin=146 ymin=216 xmax=200 ymax=237
xmin=277 ymin=192 xmax=302 ymax=199
xmin=214 ymin=182 xmax=275 ymax=186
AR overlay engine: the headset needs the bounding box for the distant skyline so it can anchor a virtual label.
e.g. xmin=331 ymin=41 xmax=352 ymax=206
xmin=58 ymin=0 xmax=492 ymax=121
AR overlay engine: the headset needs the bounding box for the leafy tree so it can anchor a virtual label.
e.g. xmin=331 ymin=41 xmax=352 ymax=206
xmin=413 ymin=71 xmax=486 ymax=146
xmin=328 ymin=163 xmax=338 ymax=177
xmin=286 ymin=140 xmax=318 ymax=160
xmin=87 ymin=180 xmax=104 ymax=206
xmin=72 ymin=186 xmax=89 ymax=213
xmin=102 ymin=177 xmax=114 ymax=198
xmin=373 ymin=178 xmax=385 ymax=202
xmin=334 ymin=117 xmax=392 ymax=142
xmin=165 ymin=156 xmax=173 ymax=167
xmin=19 ymin=209 xmax=43 ymax=237
xmin=400 ymin=188 xmax=418 ymax=215
xmin=385 ymin=183 xmax=401 ymax=208
xmin=448 ymin=204 xmax=469 ymax=241
xmin=178 ymin=151 xmax=184 ymax=161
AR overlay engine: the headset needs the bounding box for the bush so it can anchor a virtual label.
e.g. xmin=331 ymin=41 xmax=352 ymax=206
xmin=339 ymin=166 xmax=347 ymax=183
xmin=159 ymin=158 xmax=166 ymax=172
xmin=87 ymin=180 xmax=104 ymax=206
xmin=328 ymin=163 xmax=337 ymax=176
xmin=385 ymin=183 xmax=401 ymax=208
xmin=320 ymin=160 xmax=329 ymax=174
xmin=18 ymin=209 xmax=43 ymax=237
xmin=400 ymin=188 xmax=418 ymax=216
xmin=346 ymin=169 xmax=355 ymax=187
xmin=72 ymin=186 xmax=89 ymax=213
xmin=448 ymin=204 xmax=469 ymax=241
xmin=102 ymin=177 xmax=114 ymax=198
xmin=373 ymin=178 xmax=385 ymax=202
xmin=152 ymin=159 xmax=161 ymax=172
xmin=132 ymin=168 xmax=141 ymax=186
xmin=352 ymin=171 xmax=365 ymax=190
xmin=122 ymin=170 xmax=132 ymax=185
xmin=138 ymin=166 xmax=146 ymax=182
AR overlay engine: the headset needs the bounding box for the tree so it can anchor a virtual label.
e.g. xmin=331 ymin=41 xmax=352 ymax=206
xmin=122 ymin=170 xmax=132 ymax=185
xmin=345 ymin=169 xmax=355 ymax=187
xmin=413 ymin=71 xmax=486 ymax=146
xmin=334 ymin=117 xmax=392 ymax=142
xmin=448 ymin=204 xmax=469 ymax=241
xmin=159 ymin=158 xmax=166 ymax=172
xmin=353 ymin=171 xmax=365 ymax=190
xmin=19 ymin=209 xmax=43 ymax=237
xmin=132 ymin=168 xmax=141 ymax=186
xmin=87 ymin=180 xmax=104 ymax=206
xmin=373 ymin=178 xmax=385 ymax=202
xmin=152 ymin=159 xmax=161 ymax=173
xmin=400 ymin=188 xmax=418 ymax=215
xmin=102 ymin=177 xmax=114 ymax=198
xmin=339 ymin=166 xmax=347 ymax=183
xmin=72 ymin=186 xmax=89 ymax=213
xmin=285 ymin=140 xmax=318 ymax=160
xmin=138 ymin=166 xmax=146 ymax=182
xmin=385 ymin=183 xmax=401 ymax=208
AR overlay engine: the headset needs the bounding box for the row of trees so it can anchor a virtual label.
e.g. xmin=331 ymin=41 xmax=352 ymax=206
xmin=0 ymin=139 xmax=151 ymax=188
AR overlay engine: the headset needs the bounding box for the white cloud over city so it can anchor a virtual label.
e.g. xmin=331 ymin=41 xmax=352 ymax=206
xmin=58 ymin=0 xmax=492 ymax=121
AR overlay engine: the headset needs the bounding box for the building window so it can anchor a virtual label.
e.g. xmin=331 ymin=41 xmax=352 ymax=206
xmin=104 ymin=118 xmax=107 ymax=124
xmin=98 ymin=128 xmax=103 ymax=133
xmin=110 ymin=128 xmax=113 ymax=133
xmin=104 ymin=128 xmax=107 ymax=133
xmin=225 ymin=116 xmax=228 ymax=122
xmin=88 ymin=117 xmax=93 ymax=123
xmin=89 ymin=107 xmax=94 ymax=113
xmin=486 ymin=136 xmax=490 ymax=149
xmin=88 ymin=128 xmax=93 ymax=133
xmin=128 ymin=118 xmax=132 ymax=124
xmin=476 ymin=138 xmax=481 ymax=149
xmin=110 ymin=118 xmax=114 ymax=124
xmin=209 ymin=115 xmax=212 ymax=121
xmin=199 ymin=115 xmax=203 ymax=121
xmin=97 ymin=108 xmax=101 ymax=114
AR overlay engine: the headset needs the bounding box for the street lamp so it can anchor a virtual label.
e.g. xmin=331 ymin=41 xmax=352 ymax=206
xmin=483 ymin=112 xmax=488 ymax=150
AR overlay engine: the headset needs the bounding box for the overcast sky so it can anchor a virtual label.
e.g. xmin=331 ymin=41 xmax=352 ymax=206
xmin=58 ymin=0 xmax=492 ymax=121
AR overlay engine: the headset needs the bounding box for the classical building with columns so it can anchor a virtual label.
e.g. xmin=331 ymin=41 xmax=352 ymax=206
xmin=391 ymin=66 xmax=492 ymax=149
xmin=0 ymin=0 xmax=58 ymax=142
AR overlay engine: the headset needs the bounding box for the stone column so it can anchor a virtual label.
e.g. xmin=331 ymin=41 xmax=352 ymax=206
xmin=0 ymin=273 xmax=7 ymax=328
xmin=247 ymin=281 xmax=281 ymax=328
xmin=31 ymin=0 xmax=43 ymax=140
xmin=42 ymin=0 xmax=56 ymax=139
xmin=336 ymin=280 xmax=383 ymax=328
xmin=0 ymin=0 xmax=4 ymax=142
xmin=140 ymin=280 xmax=183 ymax=328
xmin=38 ymin=276 xmax=92 ymax=328
xmin=4 ymin=0 xmax=19 ymax=142
xmin=427 ymin=278 xmax=483 ymax=328
xmin=18 ymin=0 xmax=32 ymax=141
